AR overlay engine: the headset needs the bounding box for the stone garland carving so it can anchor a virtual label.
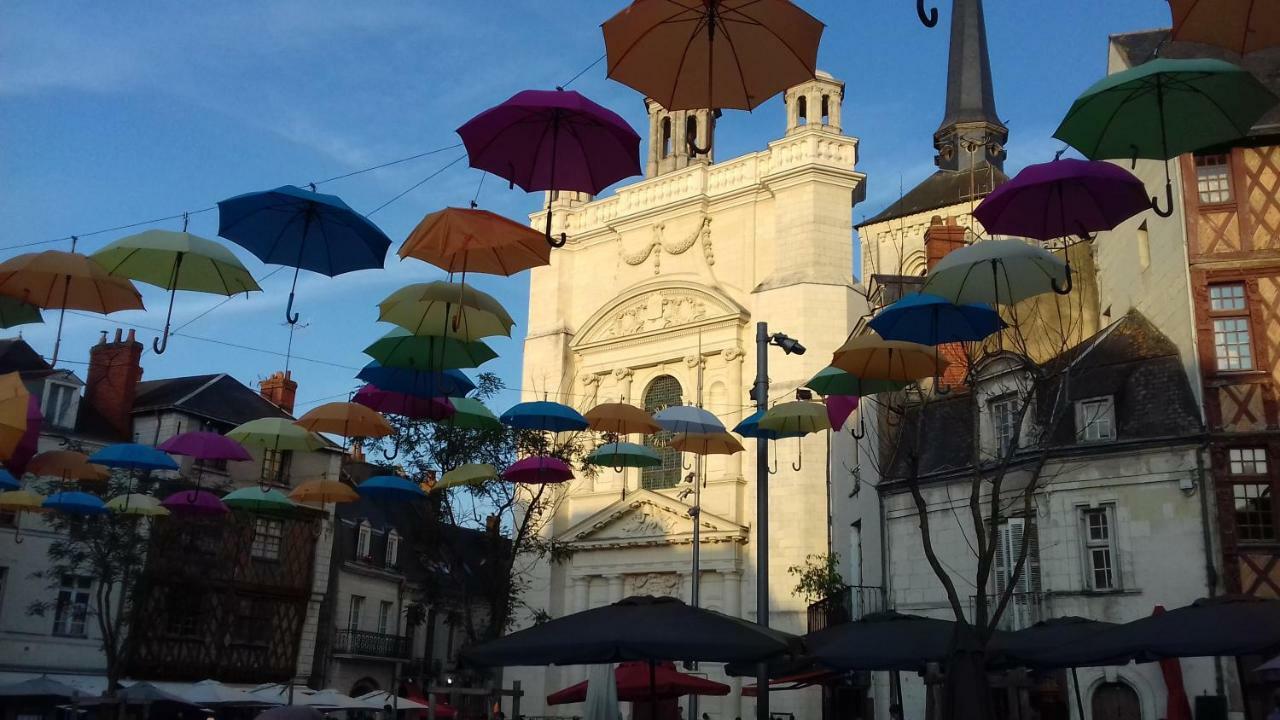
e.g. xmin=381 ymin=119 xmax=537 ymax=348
xmin=627 ymin=572 xmax=681 ymax=597
xmin=623 ymin=216 xmax=713 ymax=275
xmin=599 ymin=292 xmax=709 ymax=339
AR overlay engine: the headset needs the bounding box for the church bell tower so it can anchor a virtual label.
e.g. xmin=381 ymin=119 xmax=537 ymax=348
xmin=933 ymin=0 xmax=1007 ymax=172
xmin=645 ymin=100 xmax=717 ymax=177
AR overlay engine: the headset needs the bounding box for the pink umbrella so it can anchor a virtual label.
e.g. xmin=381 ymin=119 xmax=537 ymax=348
xmin=352 ymin=385 xmax=454 ymax=421
xmin=161 ymin=489 xmax=229 ymax=517
xmin=4 ymin=396 xmax=42 ymax=477
xmin=503 ymin=456 xmax=574 ymax=485
xmin=825 ymin=395 xmax=858 ymax=431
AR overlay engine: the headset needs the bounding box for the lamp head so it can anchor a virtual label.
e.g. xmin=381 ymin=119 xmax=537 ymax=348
xmin=771 ymin=333 xmax=806 ymax=356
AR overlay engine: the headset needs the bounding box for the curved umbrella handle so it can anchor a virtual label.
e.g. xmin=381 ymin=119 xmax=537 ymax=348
xmin=767 ymin=441 xmax=779 ymax=475
xmin=285 ymin=290 xmax=301 ymax=325
xmin=791 ymin=438 xmax=803 ymax=472
xmin=916 ymin=0 xmax=939 ymax=27
xmin=382 ymin=439 xmax=400 ymax=461
xmin=1151 ymin=180 xmax=1175 ymax=218
xmin=687 ymin=135 xmax=712 ymax=157
xmin=1052 ymin=262 xmax=1074 ymax=295
xmin=545 ymin=209 xmax=567 ymax=248
xmin=153 ymin=331 xmax=170 ymax=355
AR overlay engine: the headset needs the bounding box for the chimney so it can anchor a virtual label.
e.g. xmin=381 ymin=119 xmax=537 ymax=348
xmin=259 ymin=370 xmax=298 ymax=415
xmin=86 ymin=328 xmax=144 ymax=440
xmin=485 ymin=514 xmax=500 ymax=534
xmin=924 ymin=216 xmax=968 ymax=271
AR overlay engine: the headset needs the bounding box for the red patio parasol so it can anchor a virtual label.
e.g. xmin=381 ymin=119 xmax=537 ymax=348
xmin=548 ymin=661 xmax=729 ymax=705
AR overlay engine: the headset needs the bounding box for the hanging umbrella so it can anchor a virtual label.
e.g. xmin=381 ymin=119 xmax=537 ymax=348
xmin=582 ymin=663 xmax=620 ymax=720
xmin=0 ymin=296 xmax=42 ymax=329
xmin=973 ymin=159 xmax=1151 ymax=241
xmin=759 ymin=402 xmax=831 ymax=435
xmin=1170 ymin=0 xmax=1280 ymax=55
xmin=43 ymin=491 xmax=109 ymax=516
xmin=0 ymin=250 xmax=144 ymax=365
xmin=504 ymin=456 xmax=575 ymax=484
xmin=868 ymin=293 xmax=1004 ymax=346
xmin=0 ymin=488 xmax=45 ymax=541
xmin=28 ymin=450 xmax=109 ymax=482
xmin=669 ymin=432 xmax=744 ymax=455
xmin=830 ymin=335 xmax=944 ymax=382
xmin=217 ymin=184 xmax=391 ymax=324
xmin=457 ymin=89 xmax=641 ymax=246
xmin=654 ymin=405 xmax=724 ymax=435
xmin=921 ymin=239 xmax=1070 ymax=305
xmin=357 ymin=364 xmax=475 ymax=399
xmin=222 ymin=486 xmax=297 ymax=514
xmin=227 ymin=418 xmax=325 ymax=451
xmin=400 ymin=207 xmax=551 ymax=276
xmin=602 ymin=0 xmax=824 ymax=113
xmin=435 ymin=463 xmax=498 ymax=492
xmin=161 ymin=489 xmax=229 ymax=517
xmin=0 ymin=372 xmax=29 ymax=460
xmin=295 ymin=402 xmax=393 ymax=439
xmin=105 ymin=493 xmax=169 ymax=517
xmin=585 ymin=402 xmax=662 ymax=435
xmin=586 ymin=442 xmax=662 ymax=469
xmin=5 ymin=396 xmax=42 ymax=476
xmin=734 ymin=410 xmax=805 ymax=441
xmin=446 ymin=397 xmax=502 ymax=430
xmin=501 ymin=401 xmax=589 ymax=432
xmin=548 ymin=660 xmax=730 ymax=705
xmin=157 ymin=431 xmax=253 ymax=462
xmin=92 ymin=229 xmax=260 ymax=353
xmin=357 ymin=475 xmax=427 ymax=501
xmin=825 ymin=395 xmax=859 ymax=431
xmin=0 ymin=469 xmax=18 ymax=491
xmin=353 ymin=385 xmax=455 ymax=421
xmin=1054 ymin=58 xmax=1278 ymax=216
xmin=290 ymin=479 xmax=360 ymax=505
xmin=364 ymin=329 xmax=497 ymax=371
xmin=89 ymin=443 xmax=179 ymax=472
xmin=378 ymin=281 xmax=515 ymax=340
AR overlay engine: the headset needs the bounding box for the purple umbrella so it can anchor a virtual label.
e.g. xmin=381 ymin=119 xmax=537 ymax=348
xmin=352 ymin=385 xmax=455 ymax=421
xmin=973 ymin=158 xmax=1151 ymax=241
xmin=161 ymin=489 xmax=229 ymax=517
xmin=4 ymin=396 xmax=42 ymax=477
xmin=825 ymin=395 xmax=858 ymax=431
xmin=503 ymin=456 xmax=574 ymax=485
xmin=158 ymin=431 xmax=252 ymax=461
xmin=457 ymin=89 xmax=641 ymax=247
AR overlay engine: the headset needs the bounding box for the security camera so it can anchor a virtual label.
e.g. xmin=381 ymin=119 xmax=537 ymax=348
xmin=771 ymin=333 xmax=806 ymax=356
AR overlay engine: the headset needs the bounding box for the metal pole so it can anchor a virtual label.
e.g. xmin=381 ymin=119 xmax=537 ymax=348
xmin=753 ymin=321 xmax=770 ymax=720
xmin=690 ymin=334 xmax=703 ymax=720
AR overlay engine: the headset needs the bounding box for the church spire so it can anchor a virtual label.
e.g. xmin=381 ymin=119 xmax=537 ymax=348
xmin=933 ymin=0 xmax=1007 ymax=172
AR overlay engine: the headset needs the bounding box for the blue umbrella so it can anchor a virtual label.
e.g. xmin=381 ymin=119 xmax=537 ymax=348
xmin=733 ymin=410 xmax=805 ymax=440
xmin=500 ymin=401 xmax=589 ymax=432
xmin=217 ymin=185 xmax=392 ymax=324
xmin=356 ymin=363 xmax=475 ymax=399
xmin=0 ymin=469 xmax=18 ymax=491
xmin=357 ymin=475 xmax=427 ymax=501
xmin=89 ymin=443 xmax=179 ymax=471
xmin=43 ymin=491 xmax=109 ymax=516
xmin=654 ymin=405 xmax=724 ymax=435
xmin=867 ymin=293 xmax=1004 ymax=346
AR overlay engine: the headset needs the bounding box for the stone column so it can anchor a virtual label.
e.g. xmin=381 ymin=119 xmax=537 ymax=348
xmin=573 ymin=576 xmax=591 ymax=613
xmin=723 ymin=347 xmax=746 ymax=479
xmin=608 ymin=574 xmax=625 ymax=603
xmin=829 ymin=91 xmax=842 ymax=133
xmin=723 ymin=570 xmax=744 ymax=720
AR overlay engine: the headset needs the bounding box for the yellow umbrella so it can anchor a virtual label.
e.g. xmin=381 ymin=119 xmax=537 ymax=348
xmin=0 ymin=489 xmax=46 ymax=543
xmin=758 ymin=401 xmax=831 ymax=436
xmin=378 ymin=282 xmax=514 ymax=341
xmin=670 ymin=432 xmax=744 ymax=455
xmin=433 ymin=463 xmax=498 ymax=492
xmin=106 ymin=493 xmax=170 ymax=517
xmin=289 ymin=479 xmax=359 ymax=505
xmin=0 ymin=372 xmax=29 ymax=460
xmin=27 ymin=450 xmax=110 ymax=482
xmin=295 ymin=402 xmax=393 ymax=439
xmin=830 ymin=334 xmax=945 ymax=382
xmin=584 ymin=402 xmax=662 ymax=436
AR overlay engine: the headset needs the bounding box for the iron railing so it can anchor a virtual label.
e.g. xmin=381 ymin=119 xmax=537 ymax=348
xmin=333 ymin=629 xmax=412 ymax=659
xmin=806 ymin=585 xmax=885 ymax=633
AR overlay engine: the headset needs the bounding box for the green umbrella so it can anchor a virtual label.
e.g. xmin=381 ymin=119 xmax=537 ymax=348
xmin=222 ymin=486 xmax=297 ymax=514
xmin=446 ymin=397 xmax=503 ymax=430
xmin=1054 ymin=58 xmax=1278 ymax=216
xmin=364 ymin=328 xmax=497 ymax=370
xmin=0 ymin=297 xmax=42 ymax=330
xmin=433 ymin=463 xmax=498 ymax=492
xmin=227 ymin=418 xmax=325 ymax=451
xmin=585 ymin=441 xmax=661 ymax=469
xmin=378 ymin=282 xmax=514 ymax=341
xmin=806 ymin=366 xmax=908 ymax=397
xmin=92 ymin=229 xmax=260 ymax=354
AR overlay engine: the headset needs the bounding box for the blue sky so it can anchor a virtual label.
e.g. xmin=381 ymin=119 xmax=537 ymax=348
xmin=0 ymin=0 xmax=1171 ymax=416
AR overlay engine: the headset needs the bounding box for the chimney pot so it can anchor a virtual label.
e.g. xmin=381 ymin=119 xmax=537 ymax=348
xmin=113 ymin=329 xmax=123 ymax=343
xmin=259 ymin=370 xmax=299 ymax=415
xmin=98 ymin=331 xmax=108 ymax=345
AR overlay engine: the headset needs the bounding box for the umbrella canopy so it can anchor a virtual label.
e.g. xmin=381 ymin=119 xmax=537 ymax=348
xmin=504 ymin=456 xmax=575 ymax=484
xmin=831 ymin=335 xmax=945 ymax=382
xmin=364 ymin=329 xmax=497 ymax=371
xmin=353 ymin=385 xmax=455 ymax=421
xmin=378 ymin=282 xmax=515 ymax=340
xmin=921 ymin=239 xmax=1070 ymax=306
xmin=0 ymin=296 xmax=42 ymax=329
xmin=446 ymin=397 xmax=502 ymax=430
xmin=357 ymin=475 xmax=427 ymax=501
xmin=158 ymin=431 xmax=253 ymax=461
xmin=88 ymin=683 xmax=198 ymax=707
xmin=586 ymin=442 xmax=662 ymax=468
xmin=302 ymin=689 xmax=381 ymax=710
xmin=217 ymin=185 xmax=391 ymax=324
xmin=5 ymin=396 xmax=41 ymax=476
xmin=0 ymin=372 xmax=29 ymax=460
xmin=28 ymin=450 xmax=109 ymax=481
xmin=973 ymin=159 xmax=1151 ymax=241
xmin=464 ymin=595 xmax=795 ymax=666
xmin=501 ymin=401 xmax=589 ymax=432
xmin=227 ymin=418 xmax=325 ymax=452
xmin=357 ymin=691 xmax=430 ymax=712
xmin=989 ymin=616 xmax=1118 ymax=669
xmin=584 ymin=402 xmax=662 ymax=435
xmin=185 ymin=679 xmax=279 ymax=706
xmin=89 ymin=443 xmax=179 ymax=472
xmin=435 ymin=463 xmax=498 ymax=491
xmin=733 ymin=410 xmax=805 ymax=441
xmin=825 ymin=395 xmax=859 ymax=431
xmin=256 ymin=706 xmax=324 ymax=720
xmin=43 ymin=491 xmax=109 ymax=516
xmin=0 ymin=489 xmax=46 ymax=511
xmin=654 ymin=405 xmax=724 ymax=434
xmin=0 ymin=469 xmax=18 ymax=491
xmin=1170 ymin=0 xmax=1280 ymax=55
xmin=602 ymin=0 xmax=824 ymax=112
xmin=357 ymin=364 xmax=475 ymax=399
xmin=290 ymin=479 xmax=359 ymax=505
xmin=400 ymin=207 xmax=551 ymax=276
xmin=868 ymin=293 xmax=1004 ymax=346
xmin=295 ymin=402 xmax=393 ymax=439
xmin=669 ymin=432 xmax=744 ymax=455
xmin=222 ymin=486 xmax=297 ymax=514
xmin=162 ymin=489 xmax=229 ymax=517
xmin=805 ymin=366 xmax=907 ymax=397
xmin=0 ymin=676 xmax=84 ymax=698
xmin=758 ymin=402 xmax=831 ymax=436
xmin=548 ymin=660 xmax=731 ymax=705
xmin=105 ymin=493 xmax=170 ymax=517
xmin=807 ymin=611 xmax=980 ymax=671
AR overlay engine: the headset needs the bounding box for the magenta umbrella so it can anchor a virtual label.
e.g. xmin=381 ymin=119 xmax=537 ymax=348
xmin=503 ymin=456 xmax=574 ymax=485
xmin=353 ymin=385 xmax=455 ymax=421
xmin=4 ymin=396 xmax=42 ymax=477
xmin=973 ymin=158 xmax=1151 ymax=242
xmin=158 ymin=431 xmax=252 ymax=495
xmin=457 ymin=89 xmax=641 ymax=247
xmin=825 ymin=395 xmax=858 ymax=431
xmin=161 ymin=489 xmax=229 ymax=517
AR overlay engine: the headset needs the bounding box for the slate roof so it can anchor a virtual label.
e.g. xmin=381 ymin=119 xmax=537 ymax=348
xmin=858 ymin=164 xmax=1008 ymax=227
xmin=0 ymin=338 xmax=54 ymax=377
xmin=133 ymin=373 xmax=292 ymax=428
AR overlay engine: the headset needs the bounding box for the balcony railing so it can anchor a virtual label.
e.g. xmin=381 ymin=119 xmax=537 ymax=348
xmin=970 ymin=592 xmax=1044 ymax=631
xmin=333 ymin=629 xmax=412 ymax=659
xmin=807 ymin=585 xmax=885 ymax=633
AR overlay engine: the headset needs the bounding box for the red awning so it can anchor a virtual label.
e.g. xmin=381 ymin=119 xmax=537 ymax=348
xmin=403 ymin=687 xmax=458 ymax=719
xmin=548 ymin=661 xmax=730 ymax=705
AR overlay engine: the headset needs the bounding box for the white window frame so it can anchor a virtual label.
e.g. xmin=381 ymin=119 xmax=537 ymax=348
xmin=41 ymin=381 xmax=79 ymax=430
xmin=377 ymin=601 xmax=393 ymax=635
xmin=1075 ymin=396 xmax=1116 ymax=443
xmin=1195 ymin=153 xmax=1233 ymax=205
xmin=251 ymin=518 xmax=284 ymax=561
xmin=1080 ymin=505 xmax=1120 ymax=591
xmin=386 ymin=530 xmax=400 ymax=568
xmin=356 ymin=521 xmax=372 ymax=560
xmin=348 ymin=595 xmax=364 ymax=632
xmin=1229 ymin=447 xmax=1269 ymax=475
xmin=52 ymin=575 xmax=92 ymax=637
xmin=993 ymin=516 xmax=1041 ymax=630
xmin=989 ymin=395 xmax=1020 ymax=456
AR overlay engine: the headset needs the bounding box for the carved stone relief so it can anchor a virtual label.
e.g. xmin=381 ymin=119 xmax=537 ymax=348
xmin=626 ymin=572 xmax=681 ymax=598
xmin=622 ymin=216 xmax=713 ymax=274
xmin=596 ymin=292 xmax=710 ymax=340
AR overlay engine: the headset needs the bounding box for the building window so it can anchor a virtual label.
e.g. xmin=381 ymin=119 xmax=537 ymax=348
xmin=989 ymin=396 xmax=1019 ymax=456
xmin=993 ymin=517 xmax=1041 ymax=630
xmin=356 ymin=522 xmax=372 ymax=560
xmin=1137 ymin=221 xmax=1150 ymax=271
xmin=386 ymin=531 xmax=400 ymax=568
xmin=820 ymin=94 xmax=831 ymax=124
xmin=685 ymin=116 xmax=698 ymax=152
xmin=251 ymin=519 xmax=284 ymax=561
xmin=661 ymin=118 xmax=672 ymax=158
xmin=348 ymin=595 xmax=365 ymax=632
xmin=1080 ymin=507 xmax=1119 ymax=590
xmin=797 ymin=95 xmax=808 ymax=124
xmin=261 ymin=449 xmax=292 ymax=486
xmin=1213 ymin=317 xmax=1254 ymax=371
xmin=1195 ymin=153 xmax=1232 ymax=204
xmin=52 ymin=575 xmax=92 ymax=637
xmin=1229 ymin=447 xmax=1269 ymax=475
xmin=1075 ymin=396 xmax=1116 ymax=442
xmin=1233 ymin=483 xmax=1275 ymax=542
xmin=1210 ymin=283 xmax=1247 ymax=312
xmin=42 ymin=382 xmax=78 ymax=430
xmin=378 ymin=601 xmax=393 ymax=635
xmin=641 ymin=375 xmax=683 ymax=490
xmin=232 ymin=598 xmax=270 ymax=645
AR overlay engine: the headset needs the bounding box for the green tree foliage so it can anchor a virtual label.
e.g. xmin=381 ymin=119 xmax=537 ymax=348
xmin=787 ymin=552 xmax=845 ymax=604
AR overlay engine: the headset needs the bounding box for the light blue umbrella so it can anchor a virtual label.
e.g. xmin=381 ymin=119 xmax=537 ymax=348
xmin=43 ymin=491 xmax=109 ymax=516
xmin=501 ymin=401 xmax=589 ymax=432
xmin=654 ymin=405 xmax=724 ymax=435
xmin=356 ymin=363 xmax=475 ymax=399
xmin=0 ymin=469 xmax=18 ymax=491
xmin=357 ymin=475 xmax=427 ymax=501
xmin=89 ymin=443 xmax=179 ymax=471
xmin=868 ymin=293 xmax=1004 ymax=346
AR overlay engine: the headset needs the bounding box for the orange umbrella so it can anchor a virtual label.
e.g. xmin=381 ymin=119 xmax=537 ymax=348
xmin=1170 ymin=0 xmax=1279 ymax=55
xmin=0 ymin=373 xmax=30 ymax=460
xmin=0 ymin=250 xmax=144 ymax=366
xmin=670 ymin=432 xmax=744 ymax=455
xmin=295 ymin=402 xmax=393 ymax=439
xmin=584 ymin=402 xmax=662 ymax=436
xmin=27 ymin=450 xmax=110 ymax=482
xmin=831 ymin=334 xmax=946 ymax=382
xmin=400 ymin=208 xmax=550 ymax=276
xmin=289 ymin=479 xmax=359 ymax=505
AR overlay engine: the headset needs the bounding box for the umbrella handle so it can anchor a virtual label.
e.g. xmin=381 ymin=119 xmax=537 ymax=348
xmin=1151 ymin=180 xmax=1175 ymax=218
xmin=1051 ymin=262 xmax=1074 ymax=295
xmin=916 ymin=0 xmax=939 ymax=27
xmin=687 ymin=134 xmax=712 ymax=157
xmin=768 ymin=441 xmax=779 ymax=475
xmin=382 ymin=438 xmax=400 ymax=461
xmin=13 ymin=523 xmax=23 ymax=544
xmin=152 ymin=332 xmax=170 ymax=355
xmin=791 ymin=437 xmax=803 ymax=472
xmin=545 ymin=209 xmax=567 ymax=248
xmin=285 ymin=290 xmax=301 ymax=325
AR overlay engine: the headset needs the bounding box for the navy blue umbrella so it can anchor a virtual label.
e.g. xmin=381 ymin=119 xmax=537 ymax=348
xmin=217 ymin=185 xmax=391 ymax=324
xmin=868 ymin=293 xmax=1004 ymax=346
xmin=357 ymin=475 xmax=427 ymax=501
xmin=42 ymin=491 xmax=109 ymax=517
xmin=0 ymin=469 xmax=18 ymax=491
xmin=89 ymin=443 xmax=179 ymax=472
xmin=500 ymin=401 xmax=589 ymax=432
xmin=356 ymin=362 xmax=475 ymax=399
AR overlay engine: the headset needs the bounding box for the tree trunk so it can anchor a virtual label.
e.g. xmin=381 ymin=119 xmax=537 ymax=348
xmin=942 ymin=623 xmax=992 ymax=720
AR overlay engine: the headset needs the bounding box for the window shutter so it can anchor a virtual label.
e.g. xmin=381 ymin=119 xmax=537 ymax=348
xmin=1023 ymin=520 xmax=1042 ymax=595
xmin=1007 ymin=517 xmax=1025 ymax=594
xmin=994 ymin=522 xmax=1010 ymax=594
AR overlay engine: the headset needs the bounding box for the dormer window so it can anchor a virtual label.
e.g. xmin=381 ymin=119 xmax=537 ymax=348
xmin=386 ymin=530 xmax=401 ymax=568
xmin=989 ymin=395 xmax=1019 ymax=456
xmin=42 ymin=381 xmax=79 ymax=429
xmin=1076 ymin=396 xmax=1116 ymax=443
xmin=356 ymin=521 xmax=372 ymax=560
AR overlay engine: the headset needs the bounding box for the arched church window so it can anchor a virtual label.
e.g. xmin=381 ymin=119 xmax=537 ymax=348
xmin=661 ymin=118 xmax=672 ymax=158
xmin=820 ymin=95 xmax=830 ymax=124
xmin=642 ymin=375 xmax=683 ymax=490
xmin=685 ymin=116 xmax=698 ymax=154
xmin=797 ymin=96 xmax=807 ymax=124
xmin=1091 ymin=681 xmax=1140 ymax=720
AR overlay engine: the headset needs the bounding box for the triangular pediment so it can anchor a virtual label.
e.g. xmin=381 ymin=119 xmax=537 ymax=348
xmin=557 ymin=489 xmax=747 ymax=550
xmin=572 ymin=281 xmax=747 ymax=349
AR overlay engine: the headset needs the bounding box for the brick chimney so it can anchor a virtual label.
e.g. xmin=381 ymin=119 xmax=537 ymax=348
xmin=86 ymin=329 xmax=144 ymax=439
xmin=259 ymin=371 xmax=297 ymax=415
xmin=924 ymin=216 xmax=968 ymax=270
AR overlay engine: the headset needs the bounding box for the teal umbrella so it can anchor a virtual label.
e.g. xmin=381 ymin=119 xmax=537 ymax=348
xmin=586 ymin=442 xmax=661 ymax=470
xmin=805 ymin=367 xmax=906 ymax=397
xmin=363 ymin=329 xmax=497 ymax=371
xmin=0 ymin=297 xmax=41 ymax=330
xmin=222 ymin=486 xmax=296 ymax=514
xmin=1054 ymin=58 xmax=1278 ymax=216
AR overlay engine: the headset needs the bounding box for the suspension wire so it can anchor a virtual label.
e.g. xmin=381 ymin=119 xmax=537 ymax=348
xmin=560 ymin=53 xmax=606 ymax=89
